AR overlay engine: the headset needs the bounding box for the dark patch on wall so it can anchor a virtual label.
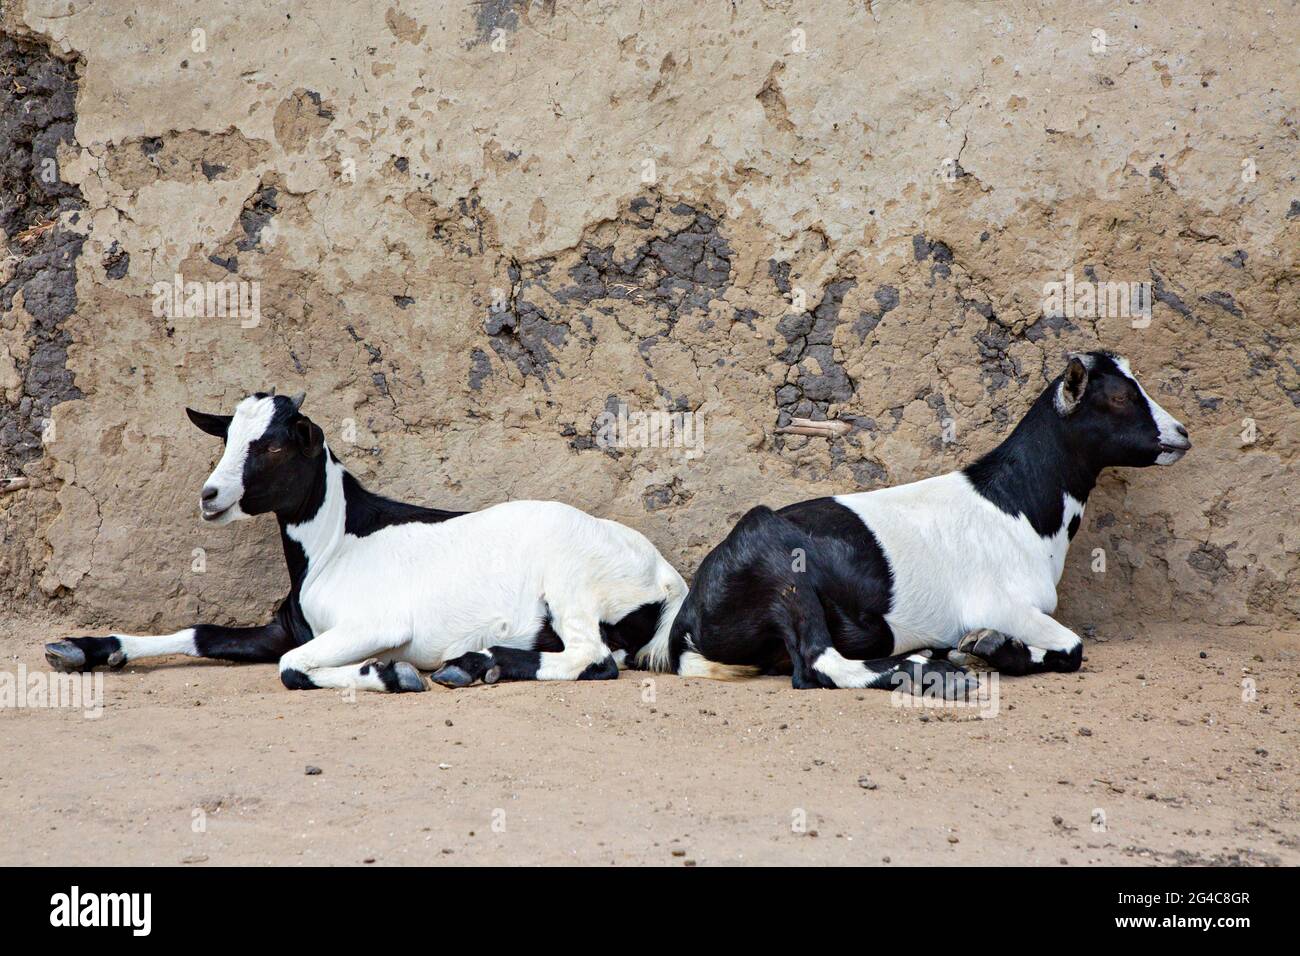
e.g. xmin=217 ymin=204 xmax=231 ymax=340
xmin=829 ymin=441 xmax=887 ymax=487
xmin=304 ymin=89 xmax=334 ymax=121
xmin=468 ymin=347 xmax=492 ymax=391
xmin=0 ymin=35 xmax=86 ymax=471
xmin=974 ymin=322 xmax=1026 ymax=406
xmin=393 ymin=295 xmax=414 ymax=309
xmin=200 ymin=159 xmax=226 ymax=181
xmin=485 ymin=195 xmax=732 ymax=389
xmin=236 ymin=183 xmax=278 ymax=251
xmin=642 ymin=476 xmax=688 ymax=512
xmin=768 ymin=258 xmax=792 ymax=295
xmin=1222 ymin=249 xmax=1247 ymax=269
xmin=853 ymin=284 xmax=898 ymax=340
xmin=563 ymin=394 xmax=623 ymax=456
xmin=850 ymin=457 xmax=887 ymax=486
xmin=208 ymin=253 xmax=237 ymax=273
xmin=1286 ymin=199 xmax=1300 ymax=220
xmin=103 ymin=240 xmax=129 ymax=279
xmin=912 ymin=233 xmax=952 ymax=283
xmin=921 ymin=387 xmax=955 ymax=452
xmin=558 ymin=197 xmax=732 ymax=320
xmin=1277 ymin=358 xmax=1300 ymax=408
xmin=1200 ymin=290 xmax=1241 ymax=317
xmin=0 ymin=37 xmax=81 ymax=236
xmin=471 ymin=0 xmax=530 ymax=45
xmin=1024 ymin=309 xmax=1078 ymax=342
xmin=1187 ymin=543 xmax=1231 ymax=581
xmin=1150 ymin=270 xmax=1198 ymax=323
xmin=344 ymin=324 xmax=397 ymax=405
xmin=484 ymin=259 xmax=569 ymax=389
xmin=774 ymin=278 xmax=857 ymax=428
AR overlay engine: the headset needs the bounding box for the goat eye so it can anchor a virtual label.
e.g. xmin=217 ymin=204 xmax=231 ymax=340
xmin=1110 ymin=392 xmax=1129 ymax=408
xmin=266 ymin=445 xmax=284 ymax=454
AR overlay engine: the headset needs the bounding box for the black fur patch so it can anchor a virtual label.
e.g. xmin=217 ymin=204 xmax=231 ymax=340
xmin=433 ymin=651 xmax=497 ymax=685
xmin=577 ymin=656 xmax=619 ymax=681
xmin=963 ymin=392 xmax=1098 ymax=537
xmin=193 ymin=622 xmax=298 ymax=662
xmin=280 ymin=667 xmax=318 ymax=690
xmin=64 ymin=635 xmax=122 ymax=668
xmin=670 ymin=498 xmax=897 ymax=684
xmin=1042 ymin=643 xmax=1083 ymax=673
xmin=341 ymin=471 xmax=464 ymax=537
xmin=600 ymin=600 xmax=663 ymax=657
xmin=475 ymin=647 xmax=540 ymax=680
xmin=371 ymin=660 xmax=403 ymax=692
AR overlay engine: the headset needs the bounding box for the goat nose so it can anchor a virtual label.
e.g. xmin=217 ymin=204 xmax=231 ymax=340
xmin=1175 ymin=424 xmax=1189 ymax=439
xmin=201 ymin=485 xmax=219 ymax=504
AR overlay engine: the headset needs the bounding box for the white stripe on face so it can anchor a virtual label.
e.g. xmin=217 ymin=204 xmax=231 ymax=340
xmin=1113 ymin=356 xmax=1189 ymax=464
xmin=201 ymin=396 xmax=276 ymax=523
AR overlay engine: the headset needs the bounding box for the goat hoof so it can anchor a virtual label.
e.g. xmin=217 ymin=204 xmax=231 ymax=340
xmin=482 ymin=666 xmax=501 ymax=685
xmin=391 ymin=661 xmax=427 ymax=693
xmin=44 ymin=641 xmax=88 ymax=672
xmin=106 ymin=650 xmax=127 ymax=671
xmin=430 ymin=664 xmax=477 ymax=688
xmin=959 ymin=628 xmax=1005 ymax=658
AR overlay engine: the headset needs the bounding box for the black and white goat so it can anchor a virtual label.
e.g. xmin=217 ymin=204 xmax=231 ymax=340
xmin=45 ymin=393 xmax=687 ymax=692
xmin=637 ymin=351 xmax=1191 ymax=689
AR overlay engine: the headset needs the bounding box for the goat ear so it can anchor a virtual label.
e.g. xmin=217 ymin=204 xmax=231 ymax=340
xmin=294 ymin=416 xmax=324 ymax=458
xmin=1055 ymin=356 xmax=1090 ymax=416
xmin=186 ymin=408 xmax=232 ymax=437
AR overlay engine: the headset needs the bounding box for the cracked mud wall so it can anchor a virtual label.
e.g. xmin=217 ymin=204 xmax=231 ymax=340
xmin=1 ymin=1 xmax=1296 ymax=636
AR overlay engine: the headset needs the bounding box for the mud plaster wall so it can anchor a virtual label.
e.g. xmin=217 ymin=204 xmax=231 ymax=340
xmin=1 ymin=1 xmax=1296 ymax=636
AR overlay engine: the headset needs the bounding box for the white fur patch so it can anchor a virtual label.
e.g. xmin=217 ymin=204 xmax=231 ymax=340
xmin=116 ymin=629 xmax=198 ymax=661
xmin=812 ymin=648 xmax=881 ymax=689
xmin=200 ymin=396 xmax=276 ymax=523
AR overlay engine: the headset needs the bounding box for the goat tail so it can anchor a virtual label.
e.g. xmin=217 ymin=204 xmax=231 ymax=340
xmin=676 ymin=642 xmax=762 ymax=681
xmin=635 ymin=564 xmax=688 ymax=673
xmin=636 ymin=584 xmax=760 ymax=681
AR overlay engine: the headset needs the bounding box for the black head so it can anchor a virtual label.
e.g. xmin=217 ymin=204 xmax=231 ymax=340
xmin=186 ymin=392 xmax=325 ymax=524
xmin=1053 ymin=351 xmax=1191 ymax=468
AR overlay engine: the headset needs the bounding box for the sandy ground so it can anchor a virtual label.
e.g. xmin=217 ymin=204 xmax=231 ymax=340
xmin=1 ymin=615 xmax=1295 ymax=866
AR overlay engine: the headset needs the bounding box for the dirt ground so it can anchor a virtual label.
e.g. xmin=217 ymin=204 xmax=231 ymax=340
xmin=1 ymin=614 xmax=1295 ymax=867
